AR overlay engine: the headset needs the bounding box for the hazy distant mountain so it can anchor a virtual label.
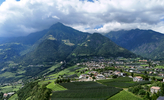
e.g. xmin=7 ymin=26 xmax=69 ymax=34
xmin=105 ymin=29 xmax=164 ymax=60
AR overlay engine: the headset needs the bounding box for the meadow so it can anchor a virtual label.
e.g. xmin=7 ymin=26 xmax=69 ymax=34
xmin=109 ymin=90 xmax=143 ymax=100
xmin=0 ymin=84 xmax=22 ymax=93
xmin=46 ymin=82 xmax=67 ymax=91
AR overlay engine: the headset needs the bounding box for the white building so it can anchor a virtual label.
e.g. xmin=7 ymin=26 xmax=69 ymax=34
xmin=151 ymin=86 xmax=160 ymax=93
xmin=133 ymin=76 xmax=143 ymax=82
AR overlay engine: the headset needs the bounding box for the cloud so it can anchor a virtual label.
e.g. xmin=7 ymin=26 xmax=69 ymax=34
xmin=0 ymin=0 xmax=164 ymax=37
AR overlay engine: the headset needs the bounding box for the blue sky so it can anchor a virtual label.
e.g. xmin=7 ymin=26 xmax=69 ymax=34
xmin=0 ymin=0 xmax=20 ymax=5
xmin=0 ymin=0 xmax=5 ymax=5
xmin=80 ymin=0 xmax=94 ymax=2
xmin=0 ymin=0 xmax=164 ymax=37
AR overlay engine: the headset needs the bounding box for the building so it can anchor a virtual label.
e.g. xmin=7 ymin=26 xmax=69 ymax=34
xmin=133 ymin=76 xmax=143 ymax=82
xmin=157 ymin=96 xmax=164 ymax=100
xmin=79 ymin=74 xmax=88 ymax=79
xmin=96 ymin=74 xmax=105 ymax=80
xmin=151 ymin=86 xmax=160 ymax=93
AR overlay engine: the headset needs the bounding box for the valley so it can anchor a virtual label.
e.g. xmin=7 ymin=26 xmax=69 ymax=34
xmin=1 ymin=23 xmax=164 ymax=100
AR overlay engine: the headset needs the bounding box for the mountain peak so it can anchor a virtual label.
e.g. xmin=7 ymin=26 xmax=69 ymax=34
xmin=49 ymin=22 xmax=65 ymax=30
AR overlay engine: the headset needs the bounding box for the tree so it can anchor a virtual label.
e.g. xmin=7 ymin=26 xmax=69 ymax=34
xmin=138 ymin=89 xmax=146 ymax=95
xmin=92 ymin=76 xmax=96 ymax=80
xmin=151 ymin=93 xmax=158 ymax=100
xmin=151 ymin=77 xmax=155 ymax=81
xmin=90 ymin=73 xmax=94 ymax=77
xmin=160 ymin=83 xmax=164 ymax=96
xmin=143 ymin=92 xmax=150 ymax=100
xmin=0 ymin=92 xmax=4 ymax=99
xmin=131 ymin=72 xmax=134 ymax=77
xmin=147 ymin=61 xmax=152 ymax=67
xmin=112 ymin=75 xmax=118 ymax=78
xmin=67 ymin=78 xmax=70 ymax=82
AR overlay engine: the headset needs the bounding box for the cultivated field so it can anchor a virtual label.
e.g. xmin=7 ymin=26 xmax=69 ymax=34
xmin=97 ymin=77 xmax=150 ymax=88
xmin=51 ymin=82 xmax=122 ymax=100
xmin=109 ymin=90 xmax=143 ymax=100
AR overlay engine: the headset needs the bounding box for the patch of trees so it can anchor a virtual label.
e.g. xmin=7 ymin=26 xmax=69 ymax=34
xmin=55 ymin=78 xmax=70 ymax=83
xmin=128 ymin=85 xmax=146 ymax=96
xmin=128 ymin=83 xmax=164 ymax=100
xmin=17 ymin=81 xmax=52 ymax=100
xmin=0 ymin=92 xmax=4 ymax=100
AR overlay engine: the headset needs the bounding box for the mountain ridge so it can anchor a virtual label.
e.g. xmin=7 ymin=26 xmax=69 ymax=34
xmin=104 ymin=29 xmax=164 ymax=59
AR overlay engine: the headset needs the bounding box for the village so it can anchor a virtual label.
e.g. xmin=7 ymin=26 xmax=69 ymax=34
xmin=71 ymin=58 xmax=164 ymax=100
xmin=1 ymin=57 xmax=164 ymax=100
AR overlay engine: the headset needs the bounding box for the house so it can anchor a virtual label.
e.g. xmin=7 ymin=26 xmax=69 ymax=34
xmin=114 ymin=71 xmax=121 ymax=76
xmin=87 ymin=77 xmax=93 ymax=81
xmin=157 ymin=96 xmax=164 ymax=100
xmin=8 ymin=92 xmax=14 ymax=96
xmin=151 ymin=86 xmax=160 ymax=93
xmin=120 ymin=73 xmax=127 ymax=77
xmin=129 ymin=70 xmax=134 ymax=73
xmin=133 ymin=76 xmax=143 ymax=82
xmin=79 ymin=74 xmax=88 ymax=79
xmin=3 ymin=93 xmax=8 ymax=98
xmin=88 ymin=71 xmax=98 ymax=75
xmin=96 ymin=74 xmax=105 ymax=80
xmin=139 ymin=60 xmax=147 ymax=62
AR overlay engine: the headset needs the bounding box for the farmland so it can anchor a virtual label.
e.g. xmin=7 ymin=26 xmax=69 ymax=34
xmin=51 ymin=82 xmax=122 ymax=100
xmin=109 ymin=90 xmax=143 ymax=100
xmin=0 ymin=84 xmax=22 ymax=93
xmin=46 ymin=82 xmax=67 ymax=91
xmin=97 ymin=77 xmax=150 ymax=88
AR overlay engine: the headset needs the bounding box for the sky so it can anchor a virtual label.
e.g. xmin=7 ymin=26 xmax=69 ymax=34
xmin=0 ymin=0 xmax=164 ymax=37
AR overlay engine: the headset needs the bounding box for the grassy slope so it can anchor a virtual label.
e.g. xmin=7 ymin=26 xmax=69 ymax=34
xmin=0 ymin=84 xmax=22 ymax=93
xmin=42 ymin=63 xmax=62 ymax=76
xmin=0 ymin=72 xmax=16 ymax=78
xmin=109 ymin=90 xmax=142 ymax=100
xmin=46 ymin=82 xmax=67 ymax=91
xmin=8 ymin=94 xmax=18 ymax=100
xmin=48 ymin=65 xmax=81 ymax=78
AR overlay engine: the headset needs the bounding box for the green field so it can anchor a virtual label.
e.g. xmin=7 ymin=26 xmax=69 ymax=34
xmin=51 ymin=82 xmax=122 ymax=100
xmin=155 ymin=65 xmax=164 ymax=68
xmin=9 ymin=94 xmax=18 ymax=100
xmin=0 ymin=84 xmax=22 ymax=93
xmin=46 ymin=82 xmax=67 ymax=91
xmin=109 ymin=90 xmax=142 ymax=100
xmin=48 ymin=65 xmax=82 ymax=78
xmin=97 ymin=77 xmax=150 ymax=88
xmin=140 ymin=64 xmax=149 ymax=67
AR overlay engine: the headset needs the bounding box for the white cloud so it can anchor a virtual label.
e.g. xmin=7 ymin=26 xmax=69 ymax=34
xmin=0 ymin=0 xmax=164 ymax=37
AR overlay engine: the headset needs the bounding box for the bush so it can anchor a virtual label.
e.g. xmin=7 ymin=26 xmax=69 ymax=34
xmin=112 ymin=75 xmax=118 ymax=78
xmin=138 ymin=89 xmax=146 ymax=95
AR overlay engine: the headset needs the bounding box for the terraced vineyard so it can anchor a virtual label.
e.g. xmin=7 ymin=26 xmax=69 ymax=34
xmin=97 ymin=77 xmax=150 ymax=88
xmin=51 ymin=82 xmax=122 ymax=100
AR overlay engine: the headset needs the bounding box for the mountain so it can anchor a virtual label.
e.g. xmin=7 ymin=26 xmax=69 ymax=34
xmin=0 ymin=22 xmax=138 ymax=83
xmin=21 ymin=23 xmax=136 ymax=64
xmin=104 ymin=29 xmax=164 ymax=60
xmin=70 ymin=33 xmax=136 ymax=58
